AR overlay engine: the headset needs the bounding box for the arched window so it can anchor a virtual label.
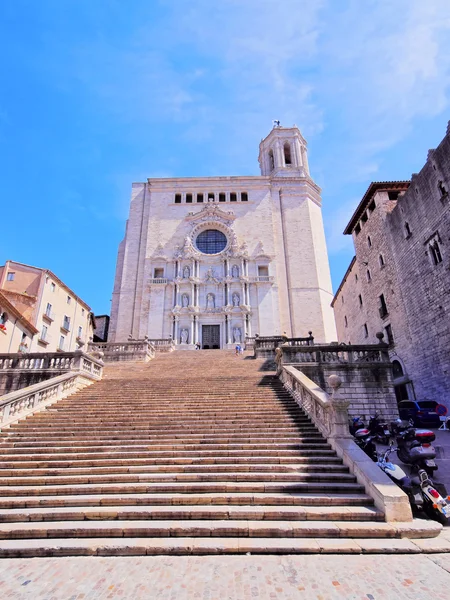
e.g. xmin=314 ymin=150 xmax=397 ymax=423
xmin=268 ymin=149 xmax=275 ymax=171
xmin=392 ymin=360 xmax=404 ymax=379
xmin=284 ymin=142 xmax=292 ymax=165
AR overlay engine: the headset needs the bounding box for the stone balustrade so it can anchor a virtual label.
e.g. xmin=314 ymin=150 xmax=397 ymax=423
xmin=278 ymin=365 xmax=412 ymax=522
xmin=87 ymin=340 xmax=156 ymax=362
xmin=0 ymin=372 xmax=97 ymax=429
xmin=254 ymin=334 xmax=314 ymax=359
xmin=0 ymin=351 xmax=104 ymax=395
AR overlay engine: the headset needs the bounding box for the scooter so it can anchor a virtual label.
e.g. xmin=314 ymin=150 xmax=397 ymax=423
xmin=391 ymin=419 xmax=438 ymax=477
xmin=377 ymin=446 xmax=450 ymax=525
xmin=349 ymin=416 xmax=365 ymax=436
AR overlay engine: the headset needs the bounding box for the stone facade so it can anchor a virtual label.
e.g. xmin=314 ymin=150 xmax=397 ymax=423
xmin=110 ymin=125 xmax=337 ymax=347
xmin=333 ymin=123 xmax=450 ymax=407
xmin=0 ymin=261 xmax=94 ymax=354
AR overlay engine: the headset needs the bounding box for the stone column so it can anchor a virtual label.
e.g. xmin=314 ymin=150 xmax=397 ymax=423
xmin=247 ymin=315 xmax=252 ymax=337
xmin=227 ymin=316 xmax=231 ymax=344
xmin=328 ymin=375 xmax=352 ymax=439
xmin=196 ymin=317 xmax=199 ymax=344
xmin=190 ymin=317 xmax=194 ymax=345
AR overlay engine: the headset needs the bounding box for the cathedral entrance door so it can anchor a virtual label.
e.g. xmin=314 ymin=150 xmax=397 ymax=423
xmin=202 ymin=325 xmax=220 ymax=349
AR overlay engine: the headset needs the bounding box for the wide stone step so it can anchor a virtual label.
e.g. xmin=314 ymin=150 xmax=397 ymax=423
xmin=0 ymin=504 xmax=384 ymax=523
xmin=0 ymin=455 xmax=343 ymax=469
xmin=0 ymin=492 xmax=375 ymax=509
xmin=0 ymin=519 xmax=440 ymax=541
xmin=0 ymin=481 xmax=366 ymax=497
xmin=2 ymin=433 xmax=322 ymax=443
xmin=0 ymin=463 xmax=349 ymax=477
xmin=0 ymin=442 xmax=330 ymax=454
xmin=0 ymin=471 xmax=356 ymax=486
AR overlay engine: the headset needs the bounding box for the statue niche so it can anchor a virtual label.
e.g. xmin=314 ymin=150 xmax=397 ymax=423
xmin=232 ymin=265 xmax=239 ymax=278
xmin=232 ymin=292 xmax=240 ymax=307
xmin=206 ymin=293 xmax=215 ymax=310
xmin=182 ymin=293 xmax=189 ymax=308
xmin=233 ymin=327 xmax=242 ymax=343
xmin=183 ymin=266 xmax=190 ymax=278
xmin=180 ymin=328 xmax=189 ymax=344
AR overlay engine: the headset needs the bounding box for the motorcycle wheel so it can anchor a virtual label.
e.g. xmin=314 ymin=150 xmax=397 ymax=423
xmin=424 ymin=501 xmax=449 ymax=525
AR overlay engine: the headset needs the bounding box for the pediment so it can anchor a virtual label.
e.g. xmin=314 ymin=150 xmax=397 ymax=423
xmin=186 ymin=204 xmax=236 ymax=225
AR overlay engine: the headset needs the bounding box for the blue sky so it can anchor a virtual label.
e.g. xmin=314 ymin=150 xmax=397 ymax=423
xmin=2 ymin=0 xmax=450 ymax=316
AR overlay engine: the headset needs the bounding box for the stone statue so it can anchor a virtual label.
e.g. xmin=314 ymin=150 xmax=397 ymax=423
xmin=232 ymin=265 xmax=239 ymax=278
xmin=206 ymin=293 xmax=215 ymax=309
xmin=232 ymin=293 xmax=240 ymax=307
xmin=180 ymin=328 xmax=189 ymax=344
xmin=233 ymin=327 xmax=241 ymax=343
xmin=182 ymin=293 xmax=189 ymax=307
xmin=183 ymin=266 xmax=190 ymax=278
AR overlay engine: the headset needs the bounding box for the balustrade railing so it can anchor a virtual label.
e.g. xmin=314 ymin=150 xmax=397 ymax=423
xmin=0 ymin=372 xmax=96 ymax=428
xmin=88 ymin=340 xmax=157 ymax=362
xmin=279 ymin=344 xmax=390 ymax=365
xmin=254 ymin=334 xmax=314 ymax=357
xmin=0 ymin=351 xmax=104 ymax=375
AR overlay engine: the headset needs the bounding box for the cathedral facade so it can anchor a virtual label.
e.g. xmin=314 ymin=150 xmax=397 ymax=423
xmin=109 ymin=125 xmax=337 ymax=348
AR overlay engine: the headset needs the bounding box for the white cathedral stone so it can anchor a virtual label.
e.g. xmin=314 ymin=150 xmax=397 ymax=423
xmin=109 ymin=125 xmax=337 ymax=348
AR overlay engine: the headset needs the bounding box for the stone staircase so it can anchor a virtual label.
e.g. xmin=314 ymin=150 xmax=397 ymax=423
xmin=0 ymin=350 xmax=439 ymax=556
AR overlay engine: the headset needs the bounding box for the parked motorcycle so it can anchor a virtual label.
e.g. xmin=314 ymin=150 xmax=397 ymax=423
xmin=390 ymin=419 xmax=438 ymax=477
xmin=367 ymin=413 xmax=391 ymax=444
xmin=353 ymin=428 xmax=378 ymax=462
xmin=349 ymin=416 xmax=365 ymax=436
xmin=377 ymin=446 xmax=450 ymax=525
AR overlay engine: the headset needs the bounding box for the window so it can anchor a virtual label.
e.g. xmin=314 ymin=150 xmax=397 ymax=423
xmin=78 ymin=326 xmax=83 ymax=339
xmin=268 ymin=149 xmax=275 ymax=170
xmin=45 ymin=303 xmax=52 ymax=317
xmin=241 ymin=192 xmax=248 ymax=201
xmin=368 ymin=199 xmax=376 ymax=212
xmin=438 ymin=181 xmax=448 ymax=198
xmin=341 ymin=296 xmax=344 ymax=304
xmin=219 ymin=193 xmax=226 ymax=202
xmin=196 ymin=229 xmax=227 ymax=255
xmin=366 ymin=269 xmax=371 ymax=282
xmin=197 ymin=193 xmax=204 ymax=203
xmin=258 ymin=266 xmax=269 ymax=277
xmin=51 ymin=282 xmax=55 ymax=292
xmin=154 ymin=268 xmax=164 ymax=278
xmin=363 ymin=323 xmax=369 ymax=338
xmin=175 ymin=194 xmax=182 ymax=204
xmin=0 ymin=311 xmax=8 ymax=325
xmin=67 ymin=296 xmax=71 ymax=305
xmin=355 ymin=273 xmax=358 ymax=282
xmin=367 ymin=235 xmax=372 ymax=248
xmin=207 ymin=193 xmax=215 ymax=202
xmin=354 ymin=223 xmax=361 ymax=235
xmin=230 ymin=192 xmax=237 ymax=202
xmin=41 ymin=325 xmax=48 ymax=341
xmin=379 ymin=294 xmax=388 ymax=318
xmin=358 ymin=294 xmax=363 ymax=307
xmin=81 ymin=309 xmax=85 ymax=316
xmin=429 ymin=239 xmax=443 ymax=265
xmin=344 ymin=316 xmax=348 ymax=328
xmin=186 ymin=193 xmax=193 ymax=204
xmin=404 ymin=222 xmax=411 ymax=238
xmin=388 ymin=191 xmax=400 ymax=201
xmin=284 ymin=142 xmax=292 ymax=165
xmin=361 ymin=212 xmax=368 ymax=224
xmin=59 ymin=336 xmax=65 ymax=351
xmin=379 ymin=254 xmax=385 ymax=267
xmin=6 ymin=272 xmax=15 ymax=281
xmin=385 ymin=324 xmax=394 ymax=345
xmin=62 ymin=315 xmax=71 ymax=331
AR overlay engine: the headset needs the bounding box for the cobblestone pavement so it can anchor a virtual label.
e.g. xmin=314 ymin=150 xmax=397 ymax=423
xmin=1 ymin=554 xmax=450 ymax=599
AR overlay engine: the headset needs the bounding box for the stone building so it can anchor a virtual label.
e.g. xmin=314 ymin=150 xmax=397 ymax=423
xmin=0 ymin=291 xmax=38 ymax=353
xmin=110 ymin=124 xmax=337 ymax=348
xmin=332 ymin=123 xmax=450 ymax=406
xmin=0 ymin=260 xmax=95 ymax=353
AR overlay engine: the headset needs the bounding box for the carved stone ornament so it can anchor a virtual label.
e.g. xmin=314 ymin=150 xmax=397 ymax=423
xmin=152 ymin=244 xmax=167 ymax=260
xmin=204 ymin=268 xmax=221 ymax=284
xmin=185 ymin=204 xmax=236 ymax=225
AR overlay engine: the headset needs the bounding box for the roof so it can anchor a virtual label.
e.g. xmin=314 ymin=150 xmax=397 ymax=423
xmin=343 ymin=181 xmax=410 ymax=235
xmin=0 ymin=292 xmax=39 ymax=335
xmin=330 ymin=256 xmax=356 ymax=307
xmin=1 ymin=260 xmax=91 ymax=311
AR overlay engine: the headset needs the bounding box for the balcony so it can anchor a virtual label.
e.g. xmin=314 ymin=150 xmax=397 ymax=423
xmin=38 ymin=334 xmax=51 ymax=347
xmin=247 ymin=276 xmax=274 ymax=283
xmin=148 ymin=278 xmax=169 ymax=284
xmin=42 ymin=310 xmax=55 ymax=323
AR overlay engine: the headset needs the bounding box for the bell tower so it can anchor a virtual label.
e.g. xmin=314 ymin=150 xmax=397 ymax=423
xmin=258 ymin=123 xmax=310 ymax=177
